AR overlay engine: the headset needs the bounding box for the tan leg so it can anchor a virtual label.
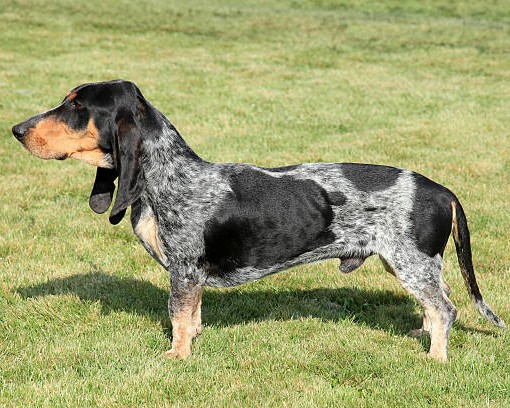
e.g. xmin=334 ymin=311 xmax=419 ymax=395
xmin=410 ymin=279 xmax=451 ymax=338
xmin=382 ymin=250 xmax=456 ymax=361
xmin=164 ymin=309 xmax=195 ymax=358
xmin=191 ymin=287 xmax=203 ymax=338
xmin=426 ymin=304 xmax=455 ymax=363
xmin=380 ymin=256 xmax=429 ymax=338
xmin=164 ymin=282 xmax=203 ymax=359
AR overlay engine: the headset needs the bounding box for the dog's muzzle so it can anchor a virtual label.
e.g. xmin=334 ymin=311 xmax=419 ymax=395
xmin=12 ymin=123 xmax=28 ymax=140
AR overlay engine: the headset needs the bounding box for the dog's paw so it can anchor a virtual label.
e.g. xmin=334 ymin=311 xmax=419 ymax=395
xmin=427 ymin=350 xmax=448 ymax=363
xmin=163 ymin=348 xmax=191 ymax=359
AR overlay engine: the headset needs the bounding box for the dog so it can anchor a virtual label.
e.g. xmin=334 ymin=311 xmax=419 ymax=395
xmin=12 ymin=79 xmax=505 ymax=362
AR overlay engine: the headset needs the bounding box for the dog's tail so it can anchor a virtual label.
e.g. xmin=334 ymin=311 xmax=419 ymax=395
xmin=451 ymin=199 xmax=506 ymax=328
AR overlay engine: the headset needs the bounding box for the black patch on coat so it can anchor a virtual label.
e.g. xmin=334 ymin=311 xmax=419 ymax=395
xmin=328 ymin=191 xmax=347 ymax=206
xmin=341 ymin=163 xmax=402 ymax=192
xmin=410 ymin=173 xmax=454 ymax=257
xmin=204 ymin=168 xmax=335 ymax=273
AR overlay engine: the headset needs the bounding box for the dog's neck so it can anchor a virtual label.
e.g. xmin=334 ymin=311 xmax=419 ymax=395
xmin=140 ymin=115 xmax=206 ymax=195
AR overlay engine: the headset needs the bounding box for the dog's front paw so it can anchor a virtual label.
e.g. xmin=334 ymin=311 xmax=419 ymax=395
xmin=163 ymin=348 xmax=191 ymax=359
xmin=427 ymin=350 xmax=448 ymax=363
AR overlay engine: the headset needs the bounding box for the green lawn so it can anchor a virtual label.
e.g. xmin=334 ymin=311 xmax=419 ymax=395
xmin=1 ymin=0 xmax=510 ymax=406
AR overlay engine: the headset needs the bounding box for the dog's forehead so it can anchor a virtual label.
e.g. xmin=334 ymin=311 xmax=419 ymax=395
xmin=66 ymin=81 xmax=135 ymax=106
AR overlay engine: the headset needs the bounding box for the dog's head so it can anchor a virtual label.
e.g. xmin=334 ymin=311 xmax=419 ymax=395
xmin=12 ymin=80 xmax=156 ymax=224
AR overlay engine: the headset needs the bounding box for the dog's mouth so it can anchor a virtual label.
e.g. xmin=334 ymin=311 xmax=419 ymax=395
xmin=19 ymin=138 xmax=69 ymax=161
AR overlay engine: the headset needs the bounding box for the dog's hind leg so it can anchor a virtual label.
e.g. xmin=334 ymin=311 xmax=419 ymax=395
xmin=379 ymin=254 xmax=451 ymax=339
xmin=409 ymin=278 xmax=452 ymax=338
xmin=383 ymin=251 xmax=457 ymax=362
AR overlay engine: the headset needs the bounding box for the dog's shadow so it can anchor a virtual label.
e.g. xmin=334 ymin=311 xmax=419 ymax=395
xmin=17 ymin=271 xmax=425 ymax=337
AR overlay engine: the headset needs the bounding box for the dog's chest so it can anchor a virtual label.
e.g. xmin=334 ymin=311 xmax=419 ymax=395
xmin=131 ymin=200 xmax=168 ymax=266
xmin=134 ymin=210 xmax=168 ymax=265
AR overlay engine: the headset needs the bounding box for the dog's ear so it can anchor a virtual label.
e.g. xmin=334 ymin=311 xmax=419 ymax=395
xmin=108 ymin=108 xmax=145 ymax=225
xmin=89 ymin=167 xmax=117 ymax=214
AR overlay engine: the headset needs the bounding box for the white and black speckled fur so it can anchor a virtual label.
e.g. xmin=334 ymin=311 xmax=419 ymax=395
xmin=12 ymin=80 xmax=505 ymax=361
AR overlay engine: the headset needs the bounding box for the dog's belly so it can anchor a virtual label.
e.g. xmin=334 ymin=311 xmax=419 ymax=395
xmin=204 ymin=246 xmax=342 ymax=288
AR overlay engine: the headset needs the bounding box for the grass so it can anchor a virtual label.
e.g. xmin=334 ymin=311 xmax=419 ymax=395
xmin=1 ymin=0 xmax=510 ymax=406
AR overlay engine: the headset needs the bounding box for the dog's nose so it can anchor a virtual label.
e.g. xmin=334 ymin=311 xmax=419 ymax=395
xmin=12 ymin=123 xmax=27 ymax=140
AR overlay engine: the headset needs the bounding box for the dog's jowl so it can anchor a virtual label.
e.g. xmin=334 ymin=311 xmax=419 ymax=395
xmin=12 ymin=80 xmax=505 ymax=361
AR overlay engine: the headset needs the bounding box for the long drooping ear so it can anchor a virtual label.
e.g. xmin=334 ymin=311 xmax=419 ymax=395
xmin=89 ymin=167 xmax=117 ymax=214
xmin=109 ymin=109 xmax=145 ymax=225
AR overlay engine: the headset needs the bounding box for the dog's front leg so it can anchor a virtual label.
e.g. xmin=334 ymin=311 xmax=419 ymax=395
xmin=164 ymin=272 xmax=204 ymax=359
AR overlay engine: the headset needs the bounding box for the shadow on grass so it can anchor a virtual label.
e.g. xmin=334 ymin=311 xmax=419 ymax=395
xmin=17 ymin=271 xmax=424 ymax=337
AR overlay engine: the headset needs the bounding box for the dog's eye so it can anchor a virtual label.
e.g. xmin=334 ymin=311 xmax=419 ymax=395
xmin=72 ymin=100 xmax=82 ymax=109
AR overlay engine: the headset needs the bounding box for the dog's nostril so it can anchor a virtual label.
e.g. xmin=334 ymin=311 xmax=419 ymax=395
xmin=12 ymin=124 xmax=27 ymax=140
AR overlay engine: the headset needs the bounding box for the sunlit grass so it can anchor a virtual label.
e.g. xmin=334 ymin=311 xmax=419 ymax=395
xmin=1 ymin=1 xmax=509 ymax=406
